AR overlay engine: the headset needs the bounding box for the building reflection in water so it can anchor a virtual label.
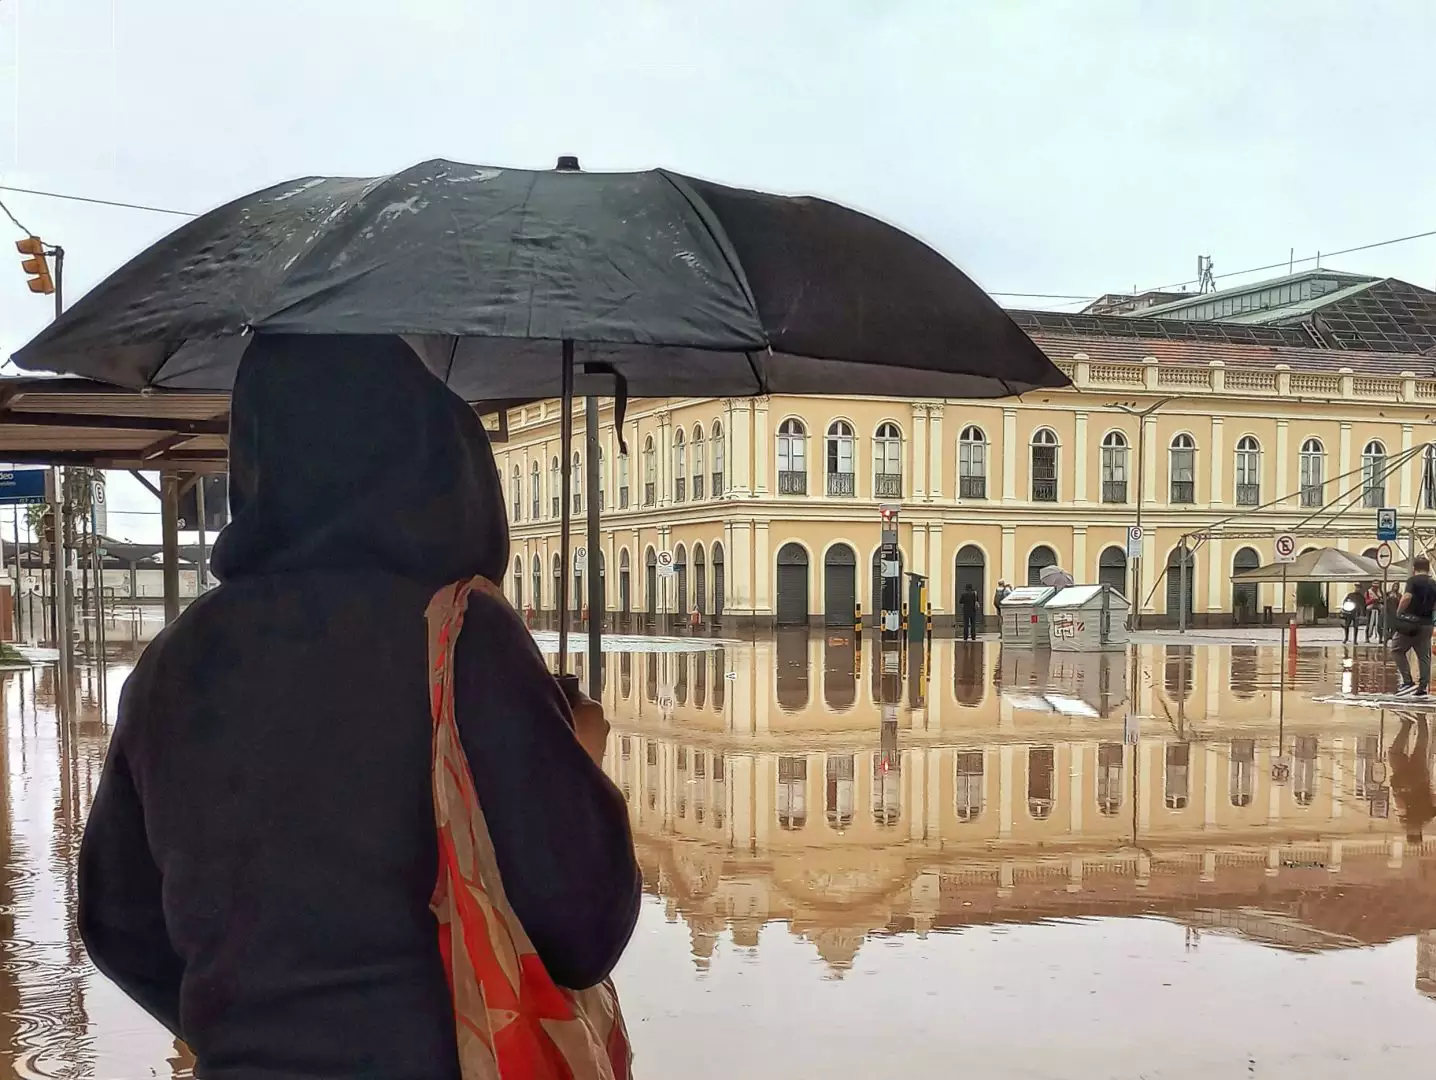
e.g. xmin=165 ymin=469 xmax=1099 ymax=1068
xmin=601 ymin=635 xmax=1436 ymax=995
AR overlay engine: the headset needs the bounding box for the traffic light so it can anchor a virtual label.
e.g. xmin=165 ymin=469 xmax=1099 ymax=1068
xmin=15 ymin=237 xmax=55 ymax=295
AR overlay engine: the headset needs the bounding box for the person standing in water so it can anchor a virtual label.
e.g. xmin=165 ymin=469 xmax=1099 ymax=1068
xmin=1391 ymin=555 xmax=1436 ymax=696
xmin=79 ymin=337 xmax=640 ymax=1079
xmin=959 ymin=583 xmax=981 ymax=641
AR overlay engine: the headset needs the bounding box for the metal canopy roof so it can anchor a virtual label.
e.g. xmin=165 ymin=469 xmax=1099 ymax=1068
xmin=0 ymin=377 xmax=521 ymax=471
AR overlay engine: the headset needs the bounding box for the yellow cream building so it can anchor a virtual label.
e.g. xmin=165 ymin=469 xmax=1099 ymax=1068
xmin=495 ymin=288 xmax=1436 ymax=628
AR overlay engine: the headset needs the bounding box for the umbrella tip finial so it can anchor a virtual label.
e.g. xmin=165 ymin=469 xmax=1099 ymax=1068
xmin=555 ymin=155 xmax=581 ymax=172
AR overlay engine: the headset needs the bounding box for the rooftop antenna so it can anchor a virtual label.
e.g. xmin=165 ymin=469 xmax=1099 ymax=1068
xmin=1197 ymin=255 xmax=1216 ymax=294
xmin=1289 ymin=247 xmax=1294 ymax=275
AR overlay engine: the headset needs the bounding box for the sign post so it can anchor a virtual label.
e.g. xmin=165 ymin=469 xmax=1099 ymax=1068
xmin=879 ymin=505 xmax=900 ymax=638
xmin=1275 ymin=533 xmax=1297 ymax=622
xmin=1125 ymin=525 xmax=1143 ymax=560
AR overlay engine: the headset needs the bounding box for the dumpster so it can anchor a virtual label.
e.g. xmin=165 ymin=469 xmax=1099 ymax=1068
xmin=998 ymin=586 xmax=1056 ymax=647
xmin=1046 ymin=585 xmax=1130 ymax=652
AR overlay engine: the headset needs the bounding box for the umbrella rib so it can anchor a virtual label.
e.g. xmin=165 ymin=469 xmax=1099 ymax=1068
xmin=657 ymin=171 xmax=766 ymax=341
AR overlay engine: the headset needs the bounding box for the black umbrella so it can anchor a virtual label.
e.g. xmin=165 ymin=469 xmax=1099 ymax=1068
xmin=15 ymin=156 xmax=1069 ymax=689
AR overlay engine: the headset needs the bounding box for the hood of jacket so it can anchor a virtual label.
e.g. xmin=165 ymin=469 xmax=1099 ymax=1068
xmin=211 ymin=334 xmax=508 ymax=589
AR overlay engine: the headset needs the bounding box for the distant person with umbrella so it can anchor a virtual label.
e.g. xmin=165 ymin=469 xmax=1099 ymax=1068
xmin=959 ymin=583 xmax=981 ymax=641
xmin=1340 ymin=585 xmax=1366 ymax=644
xmin=78 ymin=337 xmax=638 ymax=1079
xmin=1389 ymin=711 xmax=1434 ymax=844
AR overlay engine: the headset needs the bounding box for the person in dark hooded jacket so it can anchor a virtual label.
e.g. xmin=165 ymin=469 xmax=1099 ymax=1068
xmin=77 ymin=335 xmax=641 ymax=1080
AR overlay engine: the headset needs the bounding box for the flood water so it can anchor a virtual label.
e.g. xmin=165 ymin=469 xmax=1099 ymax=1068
xmin=3 ymin=636 xmax=1434 ymax=1077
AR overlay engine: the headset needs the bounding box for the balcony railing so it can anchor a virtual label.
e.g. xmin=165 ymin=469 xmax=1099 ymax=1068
xmin=1170 ymin=481 xmax=1195 ymax=504
xmin=1032 ymin=479 xmax=1057 ymax=502
xmin=875 ymin=472 xmax=902 ymax=498
xmin=778 ymin=470 xmax=807 ymax=495
xmin=827 ymin=471 xmax=855 ymax=496
xmin=531 ymin=501 xmax=540 ymax=519
xmin=693 ymin=474 xmax=705 ymax=500
xmin=959 ymin=474 xmax=986 ymax=499
xmin=674 ymin=477 xmax=686 ymax=502
xmin=644 ymin=482 xmax=655 ymax=506
xmin=1235 ymin=483 xmax=1260 ymax=506
xmin=573 ymin=493 xmax=583 ymax=513
xmin=1101 ymin=480 xmax=1127 ymax=504
xmin=712 ymin=471 xmax=723 ymax=497
xmin=551 ymin=496 xmax=560 ymax=517
xmin=1363 ymin=487 xmax=1386 ymax=509
xmin=1300 ymin=484 xmax=1323 ymax=508
xmin=619 ymin=487 xmax=630 ymax=509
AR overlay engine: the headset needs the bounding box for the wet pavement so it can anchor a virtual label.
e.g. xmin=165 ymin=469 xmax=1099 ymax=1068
xmin=2 ymin=636 xmax=1433 ymax=1077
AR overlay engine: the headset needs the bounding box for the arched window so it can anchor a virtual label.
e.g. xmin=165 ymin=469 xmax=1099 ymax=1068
xmin=1027 ymin=545 xmax=1058 ymax=587
xmin=825 ymin=755 xmax=855 ymax=831
xmin=777 ymin=757 xmax=807 ymax=830
xmin=1229 ymin=738 xmax=1256 ymax=808
xmin=1166 ymin=544 xmax=1195 ymax=621
xmin=958 ymin=425 xmax=987 ymax=499
xmin=874 ymin=422 xmax=902 ymax=498
xmin=1299 ymin=438 xmax=1325 ymax=507
xmin=512 ymin=556 xmax=524 ymax=608
xmin=530 ymin=461 xmax=541 ymax=518
xmin=1169 ymin=434 xmax=1196 ymax=504
xmin=673 ymin=430 xmax=687 ymax=502
xmin=510 ymin=465 xmax=523 ymax=522
xmin=1424 ymin=444 xmax=1436 ymax=510
xmin=617 ymin=445 xmax=630 ymax=508
xmin=531 ymin=554 xmax=542 ymax=610
xmin=1101 ymin=431 xmax=1129 ymax=504
xmin=1232 ymin=546 xmax=1261 ymax=623
xmin=548 ymin=457 xmax=561 ymax=517
xmin=711 ymin=421 xmax=725 ymax=497
xmin=1030 ymin=428 xmax=1058 ymax=502
xmin=692 ymin=425 xmax=706 ymax=499
xmin=571 ymin=451 xmax=583 ymax=513
xmin=1098 ymin=546 xmax=1127 ymax=594
xmin=825 ymin=420 xmax=856 ymax=497
xmin=597 ymin=447 xmax=605 ymax=510
xmin=642 ymin=436 xmax=656 ymax=506
xmin=1165 ymin=743 xmax=1191 ymax=810
xmin=955 ymin=751 xmax=984 ymax=822
xmin=1235 ymin=436 xmax=1261 ymax=505
xmin=1028 ymin=746 xmax=1055 ymax=820
xmin=1362 ymin=440 xmax=1387 ymax=508
xmin=1097 ymin=743 xmax=1123 ymax=816
xmin=694 ymin=543 xmax=707 ymax=617
xmin=778 ymin=419 xmax=807 ymax=494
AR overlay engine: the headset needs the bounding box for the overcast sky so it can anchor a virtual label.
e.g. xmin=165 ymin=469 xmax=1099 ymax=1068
xmin=1 ymin=0 xmax=1434 ymax=541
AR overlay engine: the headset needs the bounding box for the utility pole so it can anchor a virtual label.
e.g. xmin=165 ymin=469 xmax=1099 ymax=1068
xmin=1108 ymin=397 xmax=1180 ymax=630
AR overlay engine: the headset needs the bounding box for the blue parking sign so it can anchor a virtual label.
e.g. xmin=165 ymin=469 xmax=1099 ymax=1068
xmin=1377 ymin=507 xmax=1398 ymax=542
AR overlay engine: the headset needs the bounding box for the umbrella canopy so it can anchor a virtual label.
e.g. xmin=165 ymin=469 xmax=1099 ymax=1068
xmin=13 ymin=158 xmax=1066 ymax=400
xmin=1231 ymin=547 xmax=1383 ymax=584
xmin=1038 ymin=565 xmax=1075 ymax=588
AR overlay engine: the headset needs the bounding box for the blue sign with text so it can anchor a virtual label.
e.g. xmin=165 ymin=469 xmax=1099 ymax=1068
xmin=1377 ymin=507 xmax=1398 ymax=542
xmin=0 ymin=470 xmax=48 ymax=506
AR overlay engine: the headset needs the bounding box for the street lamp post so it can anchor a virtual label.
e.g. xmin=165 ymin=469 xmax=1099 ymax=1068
xmin=1108 ymin=397 xmax=1179 ymax=630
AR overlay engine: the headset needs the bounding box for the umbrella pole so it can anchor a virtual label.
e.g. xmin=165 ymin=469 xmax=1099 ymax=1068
xmin=557 ymin=340 xmax=575 ymax=674
xmin=585 ymin=395 xmax=604 ymax=699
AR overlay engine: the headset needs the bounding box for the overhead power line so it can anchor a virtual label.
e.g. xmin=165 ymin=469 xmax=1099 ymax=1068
xmin=0 ymin=184 xmax=197 ymax=218
xmin=0 ymin=194 xmax=36 ymax=236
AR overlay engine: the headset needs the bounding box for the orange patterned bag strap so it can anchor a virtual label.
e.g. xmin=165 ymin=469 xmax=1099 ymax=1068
xmin=425 ymin=576 xmax=633 ymax=1080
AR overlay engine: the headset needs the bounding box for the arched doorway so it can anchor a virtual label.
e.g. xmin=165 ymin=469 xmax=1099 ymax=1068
xmin=1232 ymin=547 xmax=1260 ymax=623
xmin=674 ymin=544 xmax=688 ymax=617
xmin=712 ymin=542 xmax=725 ymax=619
xmin=1098 ymin=546 xmax=1127 ymax=595
xmin=645 ymin=548 xmax=657 ymax=619
xmin=1027 ymin=545 xmax=1058 ymax=587
xmin=871 ymin=547 xmax=905 ymax=623
xmin=531 ymin=555 xmax=542 ymax=613
xmin=619 ymin=549 xmax=631 ymax=615
xmin=954 ymin=545 xmax=985 ymax=615
xmin=551 ymin=553 xmax=562 ymax=613
xmin=512 ymin=556 xmax=524 ymax=608
xmin=776 ymin=543 xmax=810 ymax=626
xmin=824 ymin=543 xmax=858 ymax=625
xmin=694 ymin=544 xmax=707 ymax=616
xmin=1166 ymin=544 xmax=1195 ymax=621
